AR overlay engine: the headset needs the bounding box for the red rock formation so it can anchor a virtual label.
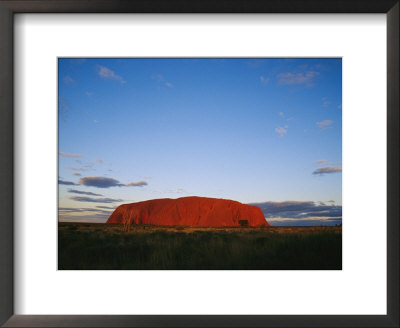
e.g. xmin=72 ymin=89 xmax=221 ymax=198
xmin=106 ymin=196 xmax=269 ymax=227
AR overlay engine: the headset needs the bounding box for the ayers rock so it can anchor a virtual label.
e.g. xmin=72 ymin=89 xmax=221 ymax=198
xmin=106 ymin=196 xmax=269 ymax=227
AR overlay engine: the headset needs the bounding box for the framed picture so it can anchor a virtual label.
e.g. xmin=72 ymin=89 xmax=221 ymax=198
xmin=0 ymin=0 xmax=398 ymax=327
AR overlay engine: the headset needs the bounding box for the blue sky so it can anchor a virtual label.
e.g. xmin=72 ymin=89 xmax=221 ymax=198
xmin=58 ymin=58 xmax=342 ymax=226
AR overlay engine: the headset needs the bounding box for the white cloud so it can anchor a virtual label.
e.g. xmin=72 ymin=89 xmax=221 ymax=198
xmin=98 ymin=66 xmax=125 ymax=84
xmin=126 ymin=180 xmax=148 ymax=187
xmin=275 ymin=126 xmax=288 ymax=137
xmin=152 ymin=74 xmax=173 ymax=88
xmin=322 ymin=97 xmax=331 ymax=107
xmin=312 ymin=166 xmax=342 ymax=175
xmin=260 ymin=75 xmax=269 ymax=84
xmin=317 ymin=120 xmax=333 ymax=129
xmin=63 ymin=76 xmax=74 ymax=84
xmin=59 ymin=152 xmax=84 ymax=158
xmin=277 ymin=71 xmax=319 ymax=86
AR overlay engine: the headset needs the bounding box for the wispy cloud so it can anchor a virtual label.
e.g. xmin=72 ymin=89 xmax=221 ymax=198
xmin=59 ymin=179 xmax=77 ymax=186
xmin=72 ymin=173 xmax=81 ymax=176
xmin=59 ymin=207 xmax=111 ymax=214
xmin=277 ymin=71 xmax=319 ymax=86
xmin=98 ymin=66 xmax=126 ymax=84
xmin=58 ymin=97 xmax=69 ymax=122
xmin=337 ymin=104 xmax=342 ymax=109
xmin=64 ymin=166 xmax=88 ymax=172
xmin=322 ymin=97 xmax=331 ymax=107
xmin=275 ymin=126 xmax=288 ymax=137
xmin=96 ymin=205 xmax=116 ymax=210
xmin=67 ymin=189 xmax=103 ymax=196
xmin=315 ymin=159 xmax=328 ymax=164
xmin=278 ymin=112 xmax=294 ymax=122
xmin=317 ymin=120 xmax=333 ymax=129
xmin=312 ymin=166 xmax=342 ymax=175
xmin=152 ymin=74 xmax=173 ymax=88
xmin=260 ymin=75 xmax=269 ymax=84
xmin=58 ymin=206 xmax=113 ymax=223
xmin=78 ymin=176 xmax=148 ymax=188
xmin=249 ymin=200 xmax=342 ymax=226
xmin=58 ymin=215 xmax=110 ymax=223
xmin=266 ymin=217 xmax=342 ymax=226
xmin=70 ymin=196 xmax=124 ymax=203
xmin=126 ymin=180 xmax=148 ymax=187
xmin=59 ymin=152 xmax=84 ymax=158
xmin=85 ymin=91 xmax=93 ymax=97
xmin=63 ymin=76 xmax=74 ymax=84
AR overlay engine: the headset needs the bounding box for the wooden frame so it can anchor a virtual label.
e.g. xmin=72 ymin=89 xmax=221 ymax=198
xmin=0 ymin=0 xmax=398 ymax=327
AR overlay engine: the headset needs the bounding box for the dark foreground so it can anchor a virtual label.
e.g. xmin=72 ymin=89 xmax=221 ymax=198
xmin=58 ymin=223 xmax=342 ymax=270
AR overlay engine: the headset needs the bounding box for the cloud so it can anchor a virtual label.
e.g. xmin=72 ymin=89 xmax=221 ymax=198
xmin=96 ymin=205 xmax=116 ymax=210
xmin=93 ymin=120 xmax=99 ymax=124
xmin=275 ymin=126 xmax=288 ymax=137
xmin=312 ymin=166 xmax=342 ymax=175
xmin=317 ymin=120 xmax=333 ymax=129
xmin=249 ymin=200 xmax=342 ymax=221
xmin=267 ymin=217 xmax=342 ymax=226
xmin=70 ymin=196 xmax=124 ymax=203
xmin=152 ymin=188 xmax=189 ymax=195
xmin=63 ymin=76 xmax=74 ymax=84
xmin=277 ymin=71 xmax=319 ymax=86
xmin=260 ymin=75 xmax=269 ymax=84
xmin=279 ymin=112 xmax=294 ymax=122
xmin=58 ymin=215 xmax=110 ymax=223
xmin=58 ymin=179 xmax=77 ymax=185
xmin=59 ymin=207 xmax=111 ymax=214
xmin=96 ymin=159 xmax=103 ymax=164
xmin=152 ymin=74 xmax=173 ymax=88
xmin=59 ymin=152 xmax=84 ymax=158
xmin=67 ymin=189 xmax=103 ymax=196
xmin=78 ymin=176 xmax=148 ymax=188
xmin=125 ymin=180 xmax=148 ymax=187
xmin=337 ymin=104 xmax=342 ymax=109
xmin=79 ymin=177 xmax=123 ymax=188
xmin=58 ymin=206 xmax=113 ymax=223
xmin=64 ymin=166 xmax=88 ymax=171
xmin=315 ymin=159 xmax=328 ymax=164
xmin=72 ymin=173 xmax=81 ymax=176
xmin=98 ymin=66 xmax=126 ymax=84
xmin=322 ymin=97 xmax=331 ymax=107
xmin=152 ymin=74 xmax=164 ymax=83
xmin=58 ymin=97 xmax=69 ymax=122
xmin=85 ymin=91 xmax=93 ymax=97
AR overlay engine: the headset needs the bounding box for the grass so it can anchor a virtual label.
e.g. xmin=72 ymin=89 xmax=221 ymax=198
xmin=58 ymin=223 xmax=342 ymax=270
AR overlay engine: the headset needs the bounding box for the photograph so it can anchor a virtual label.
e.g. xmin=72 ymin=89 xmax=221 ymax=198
xmin=58 ymin=58 xmax=342 ymax=270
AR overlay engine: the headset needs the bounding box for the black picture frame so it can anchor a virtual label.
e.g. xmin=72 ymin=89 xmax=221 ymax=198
xmin=0 ymin=1 xmax=398 ymax=327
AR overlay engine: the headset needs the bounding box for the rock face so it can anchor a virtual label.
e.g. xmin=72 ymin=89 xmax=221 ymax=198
xmin=106 ymin=196 xmax=269 ymax=227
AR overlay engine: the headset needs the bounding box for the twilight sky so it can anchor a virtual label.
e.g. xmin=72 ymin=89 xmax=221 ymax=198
xmin=58 ymin=58 xmax=342 ymax=226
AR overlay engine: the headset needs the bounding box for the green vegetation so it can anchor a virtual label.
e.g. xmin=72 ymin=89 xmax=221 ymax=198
xmin=58 ymin=223 xmax=342 ymax=270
